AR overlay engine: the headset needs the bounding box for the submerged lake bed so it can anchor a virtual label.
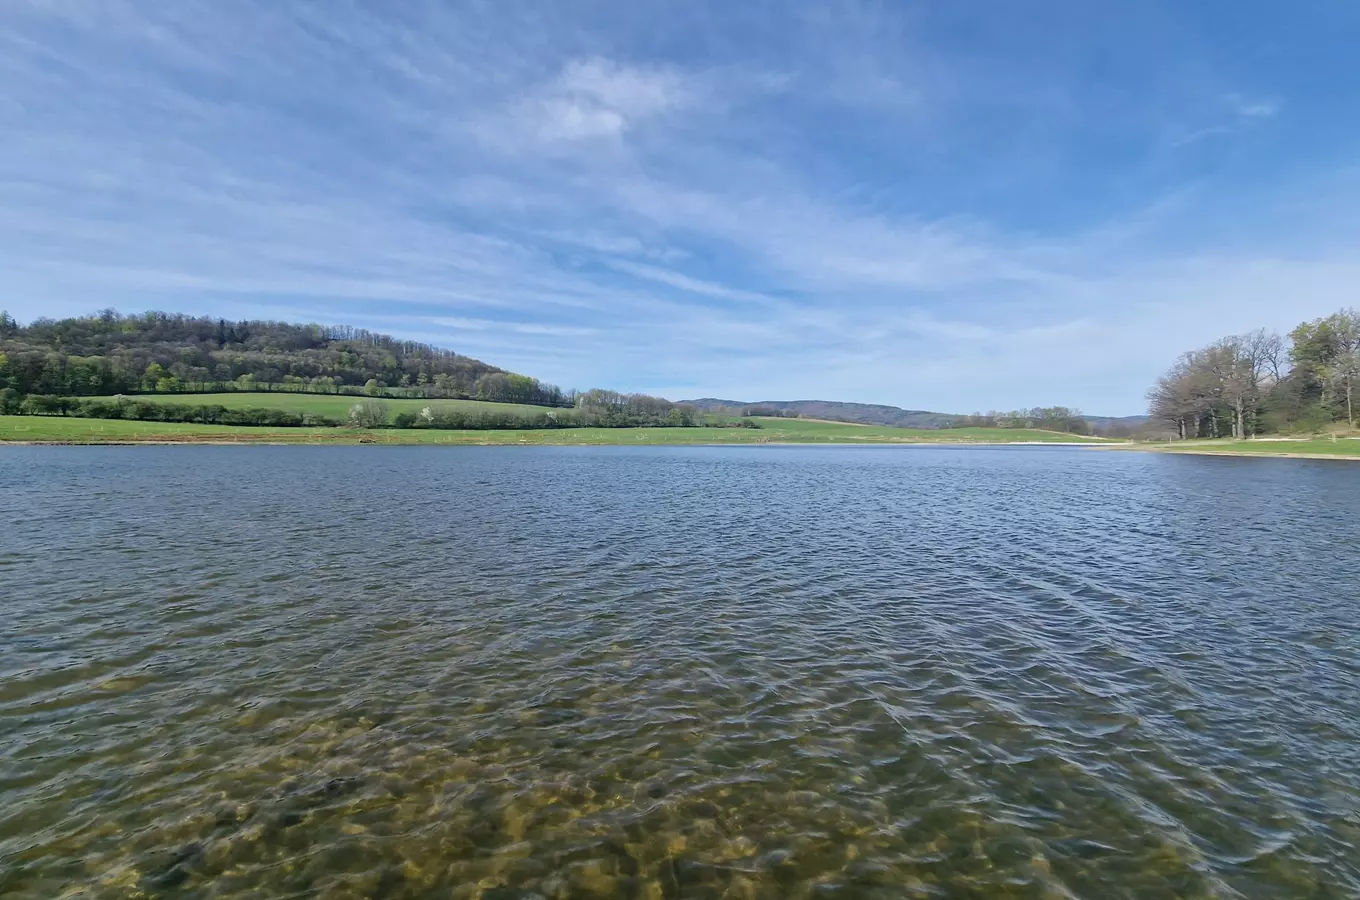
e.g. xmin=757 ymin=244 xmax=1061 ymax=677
xmin=1 ymin=445 xmax=1357 ymax=899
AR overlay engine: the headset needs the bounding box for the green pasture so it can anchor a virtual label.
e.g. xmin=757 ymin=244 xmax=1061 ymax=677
xmin=1154 ymin=438 xmax=1360 ymax=458
xmin=126 ymin=392 xmax=556 ymax=422
xmin=1 ymin=414 xmax=1111 ymax=446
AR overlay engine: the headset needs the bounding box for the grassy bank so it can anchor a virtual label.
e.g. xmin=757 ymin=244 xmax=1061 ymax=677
xmin=1140 ymin=437 xmax=1360 ymax=459
xmin=0 ymin=415 xmax=1109 ymax=446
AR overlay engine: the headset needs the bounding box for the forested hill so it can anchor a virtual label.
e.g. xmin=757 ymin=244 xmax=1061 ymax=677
xmin=0 ymin=310 xmax=568 ymax=406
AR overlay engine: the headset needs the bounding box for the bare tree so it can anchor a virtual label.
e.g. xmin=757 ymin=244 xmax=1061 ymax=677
xmin=1147 ymin=375 xmax=1188 ymax=439
xmin=1245 ymin=328 xmax=1286 ymax=389
xmin=1148 ymin=351 xmax=1214 ymax=439
xmin=1205 ymin=330 xmax=1284 ymax=439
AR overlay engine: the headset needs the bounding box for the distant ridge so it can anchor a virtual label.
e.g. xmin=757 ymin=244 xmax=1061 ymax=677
xmin=686 ymin=398 xmax=955 ymax=428
xmin=685 ymin=398 xmax=1146 ymax=433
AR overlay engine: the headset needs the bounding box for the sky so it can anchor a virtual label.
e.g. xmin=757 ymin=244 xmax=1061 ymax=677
xmin=2 ymin=1 xmax=1358 ymax=415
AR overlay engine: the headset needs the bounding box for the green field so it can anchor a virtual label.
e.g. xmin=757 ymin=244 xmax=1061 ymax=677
xmin=0 ymin=414 xmax=1110 ymax=446
xmin=0 ymin=416 xmax=358 ymax=444
xmin=128 ymin=392 xmax=556 ymax=422
xmin=1150 ymin=438 xmax=1360 ymax=459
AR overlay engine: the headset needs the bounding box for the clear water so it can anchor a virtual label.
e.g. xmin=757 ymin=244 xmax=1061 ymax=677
xmin=1 ymin=446 xmax=1357 ymax=899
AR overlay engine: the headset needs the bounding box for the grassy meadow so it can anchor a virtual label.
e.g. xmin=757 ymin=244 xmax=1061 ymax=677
xmin=1148 ymin=438 xmax=1360 ymax=459
xmin=0 ymin=413 xmax=1112 ymax=446
xmin=128 ymin=391 xmax=557 ymax=422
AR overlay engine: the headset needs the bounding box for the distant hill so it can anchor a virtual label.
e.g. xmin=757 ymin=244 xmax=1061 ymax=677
xmin=687 ymin=398 xmax=955 ymax=428
xmin=688 ymin=398 xmax=1147 ymax=434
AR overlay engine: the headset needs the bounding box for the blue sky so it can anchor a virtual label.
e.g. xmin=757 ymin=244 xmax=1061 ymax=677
xmin=2 ymin=1 xmax=1358 ymax=415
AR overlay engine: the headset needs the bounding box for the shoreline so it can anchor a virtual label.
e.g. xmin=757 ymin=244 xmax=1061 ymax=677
xmin=0 ymin=438 xmax=1114 ymax=448
xmin=1126 ymin=447 xmax=1360 ymax=461
xmin=1100 ymin=440 xmax=1360 ymax=461
xmin=0 ymin=413 xmax=1116 ymax=448
xmin=3 ymin=443 xmax=1354 ymax=459
xmin=2 ymin=415 xmax=1353 ymax=458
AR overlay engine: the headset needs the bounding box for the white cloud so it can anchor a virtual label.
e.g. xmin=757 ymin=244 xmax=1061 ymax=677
xmin=481 ymin=56 xmax=691 ymax=145
xmin=1226 ymin=94 xmax=1279 ymax=120
xmin=557 ymin=57 xmax=687 ymax=120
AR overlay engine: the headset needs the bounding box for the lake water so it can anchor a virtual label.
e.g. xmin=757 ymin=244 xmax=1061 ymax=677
xmin=1 ymin=446 xmax=1357 ymax=899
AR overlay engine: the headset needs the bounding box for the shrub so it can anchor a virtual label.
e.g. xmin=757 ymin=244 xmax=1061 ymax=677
xmin=19 ymin=395 xmax=71 ymax=416
xmin=62 ymin=398 xmax=335 ymax=428
xmin=349 ymin=399 xmax=389 ymax=428
xmin=72 ymin=399 xmax=125 ymax=419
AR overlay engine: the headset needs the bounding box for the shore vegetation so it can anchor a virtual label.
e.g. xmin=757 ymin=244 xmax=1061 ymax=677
xmin=0 ymin=414 xmax=1110 ymax=446
xmin=1148 ymin=306 xmax=1360 ymax=440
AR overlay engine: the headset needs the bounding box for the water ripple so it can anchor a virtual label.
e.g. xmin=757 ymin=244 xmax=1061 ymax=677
xmin=0 ymin=445 xmax=1357 ymax=899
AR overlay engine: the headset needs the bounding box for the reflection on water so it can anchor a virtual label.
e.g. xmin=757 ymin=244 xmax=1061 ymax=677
xmin=1 ymin=446 xmax=1357 ymax=899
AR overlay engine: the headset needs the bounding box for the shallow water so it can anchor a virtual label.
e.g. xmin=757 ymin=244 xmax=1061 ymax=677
xmin=1 ymin=445 xmax=1358 ymax=899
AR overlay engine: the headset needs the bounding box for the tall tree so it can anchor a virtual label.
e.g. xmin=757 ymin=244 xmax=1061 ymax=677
xmin=1211 ymin=330 xmax=1282 ymax=439
xmin=1326 ymin=309 xmax=1360 ymax=427
xmin=1290 ymin=308 xmax=1360 ymax=427
xmin=1148 ymin=353 xmax=1210 ymax=439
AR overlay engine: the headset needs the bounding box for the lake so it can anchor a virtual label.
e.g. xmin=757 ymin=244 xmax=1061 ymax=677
xmin=1 ymin=446 xmax=1357 ymax=899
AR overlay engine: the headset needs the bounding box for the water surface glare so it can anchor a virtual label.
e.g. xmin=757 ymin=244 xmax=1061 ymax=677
xmin=2 ymin=446 xmax=1358 ymax=899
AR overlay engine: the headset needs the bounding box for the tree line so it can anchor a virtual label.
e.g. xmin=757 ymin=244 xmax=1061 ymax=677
xmin=1148 ymin=308 xmax=1359 ymax=438
xmin=388 ymin=390 xmax=699 ymax=429
xmin=391 ymin=403 xmax=697 ymax=430
xmin=696 ymin=404 xmax=801 ymax=419
xmin=950 ymin=407 xmax=1093 ymax=434
xmin=5 ymin=391 xmax=701 ymax=431
xmin=0 ymin=310 xmax=570 ymax=406
xmin=9 ymin=395 xmax=343 ymax=428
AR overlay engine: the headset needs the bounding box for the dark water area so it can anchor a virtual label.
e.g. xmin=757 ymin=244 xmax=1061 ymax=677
xmin=1 ymin=445 xmax=1358 ymax=899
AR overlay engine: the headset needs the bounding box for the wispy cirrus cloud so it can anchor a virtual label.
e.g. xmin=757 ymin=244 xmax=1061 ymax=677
xmin=1168 ymin=92 xmax=1282 ymax=147
xmin=428 ymin=316 xmax=598 ymax=337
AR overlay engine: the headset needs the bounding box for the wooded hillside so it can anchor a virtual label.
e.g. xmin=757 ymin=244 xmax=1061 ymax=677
xmin=0 ymin=310 xmax=568 ymax=406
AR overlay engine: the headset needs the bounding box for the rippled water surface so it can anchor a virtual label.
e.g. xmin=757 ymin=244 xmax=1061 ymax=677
xmin=2 ymin=446 xmax=1358 ymax=899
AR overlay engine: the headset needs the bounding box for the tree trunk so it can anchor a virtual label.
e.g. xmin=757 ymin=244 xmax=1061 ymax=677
xmin=1235 ymin=396 xmax=1245 ymax=440
xmin=1348 ymin=378 xmax=1354 ymax=429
